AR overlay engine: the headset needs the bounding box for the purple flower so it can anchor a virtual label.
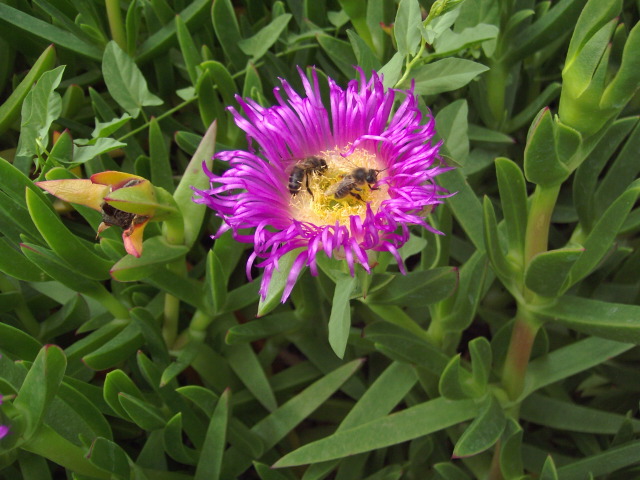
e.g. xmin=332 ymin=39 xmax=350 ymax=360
xmin=194 ymin=67 xmax=449 ymax=301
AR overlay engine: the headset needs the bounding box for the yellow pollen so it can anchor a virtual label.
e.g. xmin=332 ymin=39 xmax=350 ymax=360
xmin=288 ymin=148 xmax=389 ymax=228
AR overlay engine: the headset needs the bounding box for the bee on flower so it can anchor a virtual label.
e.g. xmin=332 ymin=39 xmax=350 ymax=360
xmin=193 ymin=67 xmax=451 ymax=301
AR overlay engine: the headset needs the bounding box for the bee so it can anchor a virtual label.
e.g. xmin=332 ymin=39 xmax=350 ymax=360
xmin=325 ymin=167 xmax=384 ymax=201
xmin=288 ymin=156 xmax=328 ymax=198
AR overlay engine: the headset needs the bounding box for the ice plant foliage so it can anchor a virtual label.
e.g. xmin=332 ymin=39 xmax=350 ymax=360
xmin=194 ymin=68 xmax=449 ymax=300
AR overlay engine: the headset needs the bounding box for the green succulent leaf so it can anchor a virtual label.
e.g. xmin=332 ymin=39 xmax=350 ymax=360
xmin=273 ymin=397 xmax=479 ymax=467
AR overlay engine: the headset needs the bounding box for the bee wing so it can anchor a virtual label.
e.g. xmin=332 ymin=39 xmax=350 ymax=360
xmin=324 ymin=175 xmax=355 ymax=196
xmin=339 ymin=156 xmax=361 ymax=171
xmin=323 ymin=181 xmax=342 ymax=196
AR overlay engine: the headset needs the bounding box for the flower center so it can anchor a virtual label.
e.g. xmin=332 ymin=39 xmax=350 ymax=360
xmin=288 ymin=148 xmax=389 ymax=227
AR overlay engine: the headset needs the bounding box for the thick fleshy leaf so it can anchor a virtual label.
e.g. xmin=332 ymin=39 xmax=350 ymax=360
xmin=103 ymin=369 xmax=145 ymax=421
xmin=225 ymin=343 xmax=278 ymax=412
xmin=175 ymin=14 xmax=201 ymax=85
xmin=347 ymin=30 xmax=382 ymax=74
xmin=149 ymin=117 xmax=173 ymax=192
xmin=365 ymin=322 xmax=450 ymax=374
xmin=0 ymin=45 xmax=56 ymax=135
xmin=438 ymin=251 xmax=488 ymax=332
xmin=524 ymin=247 xmax=584 ymax=297
xmin=110 ymin=236 xmax=188 ymax=281
xmin=0 ymin=323 xmax=41 ymax=361
xmin=500 ymin=419 xmax=524 ymax=478
xmin=506 ymin=0 xmax=588 ymax=64
xmin=163 ymin=413 xmax=198 ymax=465
xmin=0 ymin=236 xmax=48 ymax=282
xmin=439 ymin=355 xmax=475 ymax=400
xmin=438 ymin=168 xmax=484 ymax=250
xmin=26 ymin=188 xmax=112 ymax=280
xmin=274 ymin=397 xmax=479 ymax=467
xmin=173 ymin=121 xmax=217 ymax=249
xmin=482 ymin=196 xmax=512 ymax=284
xmin=221 ymin=360 xmax=364 ymax=477
xmin=194 ymin=389 xmax=230 ymax=480
xmin=566 ymin=179 xmax=640 ymax=286
xmin=211 ymin=0 xmax=248 ymax=70
xmin=136 ymin=0 xmax=210 ymax=63
xmin=453 ymin=395 xmax=506 ymax=458
xmin=522 ymin=336 xmax=633 ymax=399
xmin=86 ymin=437 xmax=131 ymax=479
xmin=20 ymin=243 xmax=124 ymax=317
xmin=14 ymin=345 xmax=67 ymax=438
xmin=225 ymin=312 xmax=302 ymax=345
xmin=495 ymin=157 xmax=527 ymax=256
xmin=257 ymin=248 xmax=303 ymax=317
xmin=366 ymin=267 xmax=458 ymax=306
xmin=524 ymin=108 xmax=572 ymax=186
xmin=328 ymin=273 xmax=357 ymax=359
xmin=119 ymin=393 xmax=167 ymax=430
xmin=317 ymin=35 xmax=358 ymax=79
xmin=521 ymin=393 xmax=640 ymax=434
xmin=0 ymin=5 xmax=101 ymax=60
xmin=534 ymin=296 xmax=640 ymax=344
xmin=82 ymin=322 xmax=144 ymax=370
xmin=556 ymin=441 xmax=640 ymax=480
xmin=540 ymin=456 xmax=559 ymax=480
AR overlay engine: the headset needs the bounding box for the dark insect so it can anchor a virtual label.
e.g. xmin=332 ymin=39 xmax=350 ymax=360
xmin=97 ymin=179 xmax=147 ymax=234
xmin=98 ymin=203 xmax=148 ymax=240
xmin=100 ymin=203 xmax=137 ymax=229
xmin=288 ymin=156 xmax=328 ymax=199
xmin=325 ymin=167 xmax=384 ymax=201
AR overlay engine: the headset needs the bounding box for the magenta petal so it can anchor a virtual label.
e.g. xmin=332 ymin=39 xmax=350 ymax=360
xmin=0 ymin=425 xmax=9 ymax=439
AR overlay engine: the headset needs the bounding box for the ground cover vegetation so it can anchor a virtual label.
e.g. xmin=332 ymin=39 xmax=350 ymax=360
xmin=0 ymin=0 xmax=640 ymax=479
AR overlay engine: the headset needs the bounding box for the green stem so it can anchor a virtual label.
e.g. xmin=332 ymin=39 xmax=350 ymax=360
xmin=172 ymin=310 xmax=213 ymax=351
xmin=94 ymin=287 xmax=131 ymax=320
xmin=394 ymin=41 xmax=427 ymax=89
xmin=501 ymin=304 xmax=541 ymax=404
xmin=161 ymin=217 xmax=186 ymax=348
xmin=488 ymin=440 xmax=504 ymax=480
xmin=189 ymin=309 xmax=215 ymax=334
xmin=523 ymin=184 xmax=561 ymax=268
xmin=117 ymin=97 xmax=197 ymax=142
xmin=105 ymin=0 xmax=126 ymax=50
xmin=162 ymin=289 xmax=180 ymax=348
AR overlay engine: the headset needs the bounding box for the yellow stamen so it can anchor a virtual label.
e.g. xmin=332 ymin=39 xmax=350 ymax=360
xmin=289 ymin=148 xmax=389 ymax=228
